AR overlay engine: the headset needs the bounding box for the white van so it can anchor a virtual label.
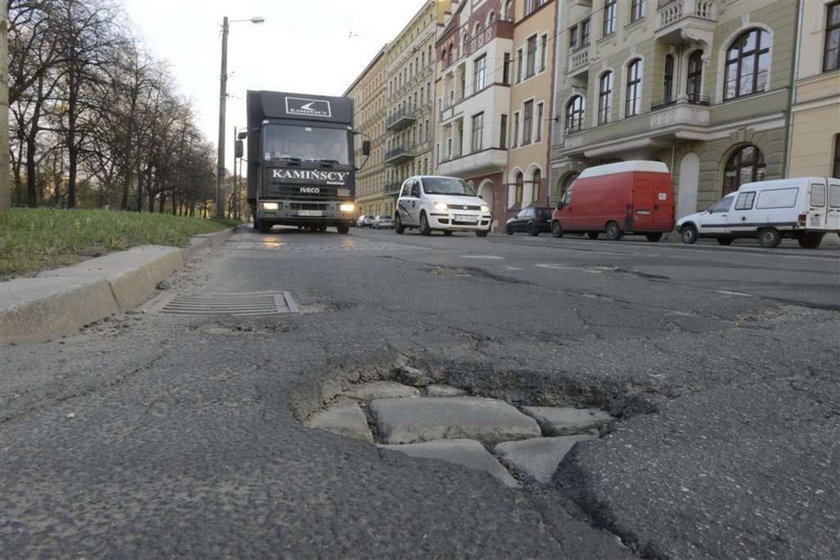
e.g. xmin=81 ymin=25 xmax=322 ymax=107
xmin=395 ymin=176 xmax=492 ymax=237
xmin=677 ymin=177 xmax=840 ymax=248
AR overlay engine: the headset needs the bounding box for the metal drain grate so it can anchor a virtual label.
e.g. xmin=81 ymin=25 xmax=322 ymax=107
xmin=155 ymin=291 xmax=299 ymax=316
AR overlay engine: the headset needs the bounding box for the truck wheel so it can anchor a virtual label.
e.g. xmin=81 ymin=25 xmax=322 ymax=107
xmin=419 ymin=213 xmax=432 ymax=236
xmin=680 ymin=225 xmax=698 ymax=244
xmin=395 ymin=215 xmax=405 ymax=234
xmin=645 ymin=233 xmax=663 ymax=242
xmin=256 ymin=219 xmax=273 ymax=234
xmin=758 ymin=228 xmax=782 ymax=248
xmin=797 ymin=232 xmax=823 ymax=249
xmin=606 ymin=221 xmax=623 ymax=241
xmin=528 ymin=223 xmax=538 ymax=236
xmin=551 ymin=221 xmax=564 ymax=238
xmin=587 ymin=232 xmax=599 ymax=240
xmin=717 ymin=237 xmax=734 ymax=246
xmin=337 ymin=223 xmax=350 ymax=234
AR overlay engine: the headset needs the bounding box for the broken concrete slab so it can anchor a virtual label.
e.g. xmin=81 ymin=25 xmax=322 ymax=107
xmin=380 ymin=439 xmax=519 ymax=488
xmin=495 ymin=435 xmax=595 ymax=484
xmin=426 ymin=384 xmax=469 ymax=398
xmin=520 ymin=406 xmax=613 ymax=436
xmin=370 ymin=397 xmax=541 ymax=445
xmin=305 ymin=401 xmax=373 ymax=443
xmin=340 ymin=381 xmax=420 ymax=401
xmin=395 ymin=365 xmax=434 ymax=387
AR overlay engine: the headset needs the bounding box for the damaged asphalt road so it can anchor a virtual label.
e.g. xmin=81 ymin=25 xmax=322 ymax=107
xmin=0 ymin=226 xmax=838 ymax=558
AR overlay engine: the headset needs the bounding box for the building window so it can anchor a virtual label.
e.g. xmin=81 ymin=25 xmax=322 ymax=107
xmin=625 ymin=59 xmax=642 ymax=117
xmin=723 ymin=145 xmax=766 ymax=195
xmin=517 ymin=49 xmax=523 ymax=82
xmin=513 ymin=112 xmax=520 ymax=147
xmin=532 ymin=169 xmax=541 ymax=201
xmin=515 ymin=172 xmax=524 ymax=205
xmin=525 ymin=0 xmax=535 ymax=15
xmin=687 ymin=50 xmax=703 ymax=101
xmin=474 ymin=55 xmax=487 ymax=92
xmin=566 ymin=95 xmax=586 ymax=134
xmin=569 ymin=26 xmax=577 ymax=51
xmin=834 ymin=135 xmax=840 ymax=178
xmin=500 ymin=114 xmax=508 ymax=149
xmin=604 ymin=0 xmax=617 ymax=36
xmin=598 ymin=71 xmax=613 ymax=124
xmin=630 ymin=0 xmax=645 ymax=23
xmin=471 ymin=112 xmax=484 ymax=152
xmin=523 ymin=101 xmax=534 ymax=145
xmin=503 ymin=53 xmax=511 ymax=84
xmin=724 ymin=28 xmax=771 ymax=100
xmin=663 ymin=54 xmax=674 ymax=104
xmin=535 ymin=102 xmax=543 ymax=142
xmin=526 ymin=35 xmax=537 ymax=78
xmin=540 ymin=34 xmax=548 ymax=72
xmin=581 ymin=19 xmax=591 ymax=46
xmin=825 ymin=2 xmax=840 ymax=72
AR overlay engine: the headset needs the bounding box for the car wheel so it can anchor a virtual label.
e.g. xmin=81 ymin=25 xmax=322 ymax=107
xmin=443 ymin=230 xmax=453 ymax=236
xmin=646 ymin=232 xmax=663 ymax=242
xmin=476 ymin=230 xmax=488 ymax=238
xmin=419 ymin=213 xmax=432 ymax=236
xmin=758 ymin=228 xmax=782 ymax=248
xmin=551 ymin=220 xmax=564 ymax=238
xmin=587 ymin=232 xmax=599 ymax=240
xmin=528 ymin=223 xmax=538 ymax=237
xmin=395 ymin=215 xmax=405 ymax=234
xmin=605 ymin=221 xmax=623 ymax=241
xmin=798 ymin=232 xmax=824 ymax=249
xmin=506 ymin=225 xmax=514 ymax=235
xmin=717 ymin=237 xmax=734 ymax=246
xmin=680 ymin=224 xmax=698 ymax=244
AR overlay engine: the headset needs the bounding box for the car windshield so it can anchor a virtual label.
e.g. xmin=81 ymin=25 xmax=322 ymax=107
xmin=377 ymin=215 xmax=390 ymax=220
xmin=263 ymin=125 xmax=349 ymax=165
xmin=422 ymin=177 xmax=476 ymax=196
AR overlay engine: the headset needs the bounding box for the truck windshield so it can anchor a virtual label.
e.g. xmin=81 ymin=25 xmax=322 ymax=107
xmin=422 ymin=177 xmax=476 ymax=196
xmin=263 ymin=125 xmax=349 ymax=165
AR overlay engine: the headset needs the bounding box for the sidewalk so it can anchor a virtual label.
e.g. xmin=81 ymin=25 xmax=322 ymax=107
xmin=0 ymin=229 xmax=234 ymax=346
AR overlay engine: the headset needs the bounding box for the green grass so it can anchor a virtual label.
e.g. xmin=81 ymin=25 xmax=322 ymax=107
xmin=0 ymin=208 xmax=235 ymax=280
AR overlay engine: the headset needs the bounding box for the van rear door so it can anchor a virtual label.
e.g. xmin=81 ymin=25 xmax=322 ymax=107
xmin=826 ymin=179 xmax=840 ymax=232
xmin=807 ymin=179 xmax=828 ymax=231
xmin=631 ymin=175 xmax=655 ymax=231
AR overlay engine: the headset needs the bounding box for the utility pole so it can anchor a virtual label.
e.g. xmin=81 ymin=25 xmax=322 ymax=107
xmin=0 ymin=0 xmax=10 ymax=215
xmin=215 ymin=17 xmax=229 ymax=219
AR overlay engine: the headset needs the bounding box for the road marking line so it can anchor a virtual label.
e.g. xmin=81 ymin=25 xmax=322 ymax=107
xmin=716 ymin=290 xmax=754 ymax=297
xmin=535 ymin=263 xmax=605 ymax=274
xmin=502 ymin=266 xmax=524 ymax=271
xmin=460 ymin=255 xmax=504 ymax=260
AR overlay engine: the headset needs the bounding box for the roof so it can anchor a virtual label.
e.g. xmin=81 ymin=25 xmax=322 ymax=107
xmin=579 ymin=161 xmax=670 ymax=179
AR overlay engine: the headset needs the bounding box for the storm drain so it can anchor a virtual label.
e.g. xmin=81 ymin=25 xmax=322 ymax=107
xmin=154 ymin=291 xmax=299 ymax=316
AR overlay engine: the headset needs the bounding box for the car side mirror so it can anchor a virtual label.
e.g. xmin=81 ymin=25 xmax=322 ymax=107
xmin=234 ymin=140 xmax=244 ymax=159
xmin=362 ymin=140 xmax=371 ymax=156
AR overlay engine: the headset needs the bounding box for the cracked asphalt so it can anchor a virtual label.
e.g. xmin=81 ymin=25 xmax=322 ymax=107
xmin=1 ymin=226 xmax=838 ymax=558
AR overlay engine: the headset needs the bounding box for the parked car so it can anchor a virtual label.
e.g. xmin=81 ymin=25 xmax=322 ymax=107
xmin=505 ymin=207 xmax=552 ymax=236
xmin=356 ymin=215 xmax=376 ymax=228
xmin=551 ymin=161 xmax=675 ymax=241
xmin=373 ymin=215 xmax=394 ymax=229
xmin=677 ymin=176 xmax=840 ymax=248
xmin=395 ymin=176 xmax=492 ymax=237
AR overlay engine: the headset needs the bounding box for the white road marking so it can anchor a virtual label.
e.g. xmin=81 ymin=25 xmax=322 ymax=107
xmin=502 ymin=266 xmax=524 ymax=271
xmin=460 ymin=255 xmax=504 ymax=260
xmin=716 ymin=290 xmax=754 ymax=297
xmin=535 ymin=263 xmax=606 ymax=274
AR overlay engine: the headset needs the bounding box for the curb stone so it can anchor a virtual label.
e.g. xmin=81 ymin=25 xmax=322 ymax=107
xmin=0 ymin=227 xmax=235 ymax=346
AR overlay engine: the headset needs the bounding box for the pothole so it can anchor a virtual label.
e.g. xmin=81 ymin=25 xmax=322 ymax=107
xmin=291 ymin=358 xmax=632 ymax=489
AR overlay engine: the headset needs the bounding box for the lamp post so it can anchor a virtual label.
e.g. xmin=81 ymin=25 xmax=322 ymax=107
xmin=215 ymin=15 xmax=264 ymax=219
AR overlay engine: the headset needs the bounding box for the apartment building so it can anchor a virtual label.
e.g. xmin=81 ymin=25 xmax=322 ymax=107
xmin=435 ymin=0 xmax=513 ymax=226
xmin=345 ymin=47 xmax=388 ymax=218
xmin=506 ymin=0 xmax=558 ymax=219
xmin=788 ymin=0 xmax=840 ymax=178
xmin=550 ymin=0 xmax=799 ymax=218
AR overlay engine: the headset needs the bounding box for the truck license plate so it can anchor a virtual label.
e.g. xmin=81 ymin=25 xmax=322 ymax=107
xmin=298 ymin=210 xmax=323 ymax=217
xmin=455 ymin=214 xmax=477 ymax=222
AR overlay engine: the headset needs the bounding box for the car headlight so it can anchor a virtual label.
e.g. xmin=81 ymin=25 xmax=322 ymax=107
xmin=339 ymin=203 xmax=355 ymax=213
xmin=261 ymin=201 xmax=279 ymax=211
xmin=433 ymin=201 xmax=448 ymax=211
xmin=481 ymin=205 xmax=489 ymax=213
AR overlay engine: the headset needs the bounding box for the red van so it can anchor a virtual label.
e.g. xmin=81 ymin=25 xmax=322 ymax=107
xmin=551 ymin=161 xmax=675 ymax=241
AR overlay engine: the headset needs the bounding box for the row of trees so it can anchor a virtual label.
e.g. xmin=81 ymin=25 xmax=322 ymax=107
xmin=8 ymin=0 xmax=222 ymax=216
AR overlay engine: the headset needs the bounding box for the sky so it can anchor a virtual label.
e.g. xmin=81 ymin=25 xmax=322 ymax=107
xmin=122 ymin=0 xmax=425 ymax=171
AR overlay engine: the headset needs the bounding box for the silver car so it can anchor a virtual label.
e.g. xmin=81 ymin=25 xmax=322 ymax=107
xmin=373 ymin=215 xmax=394 ymax=229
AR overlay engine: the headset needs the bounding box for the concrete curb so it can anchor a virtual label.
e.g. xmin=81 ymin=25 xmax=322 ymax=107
xmin=0 ymin=227 xmax=235 ymax=346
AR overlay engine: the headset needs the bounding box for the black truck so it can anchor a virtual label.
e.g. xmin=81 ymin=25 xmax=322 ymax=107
xmin=242 ymin=90 xmax=368 ymax=234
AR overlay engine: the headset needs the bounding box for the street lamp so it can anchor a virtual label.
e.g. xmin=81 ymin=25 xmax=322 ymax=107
xmin=216 ymin=15 xmax=264 ymax=219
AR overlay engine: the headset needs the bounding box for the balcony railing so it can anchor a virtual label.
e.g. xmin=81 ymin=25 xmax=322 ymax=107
xmin=464 ymin=19 xmax=514 ymax=58
xmin=386 ymin=106 xmax=420 ymax=132
xmin=384 ymin=146 xmax=415 ymax=165
xmin=656 ymin=0 xmax=717 ymax=33
xmin=384 ymin=182 xmax=402 ymax=196
xmin=567 ymin=47 xmax=590 ymax=74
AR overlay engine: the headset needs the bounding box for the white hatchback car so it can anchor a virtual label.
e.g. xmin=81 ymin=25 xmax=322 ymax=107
xmin=395 ymin=176 xmax=492 ymax=237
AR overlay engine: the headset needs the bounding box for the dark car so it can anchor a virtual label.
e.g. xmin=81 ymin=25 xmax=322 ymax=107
xmin=505 ymin=207 xmax=552 ymax=236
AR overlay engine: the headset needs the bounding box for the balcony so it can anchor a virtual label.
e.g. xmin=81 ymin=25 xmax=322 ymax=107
xmin=386 ymin=106 xmax=420 ymax=132
xmin=648 ymin=99 xmax=711 ymax=132
xmin=437 ymin=148 xmax=508 ymax=178
xmin=385 ymin=146 xmax=415 ymax=165
xmin=464 ymin=19 xmax=514 ymax=58
xmin=384 ymin=182 xmax=402 ymax=197
xmin=567 ymin=46 xmax=590 ymax=76
xmin=655 ymin=0 xmax=717 ymax=45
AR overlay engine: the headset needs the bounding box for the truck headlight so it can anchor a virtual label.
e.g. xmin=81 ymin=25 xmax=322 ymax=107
xmin=339 ymin=203 xmax=355 ymax=213
xmin=481 ymin=205 xmax=489 ymax=213
xmin=433 ymin=201 xmax=448 ymax=211
xmin=261 ymin=201 xmax=279 ymax=211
